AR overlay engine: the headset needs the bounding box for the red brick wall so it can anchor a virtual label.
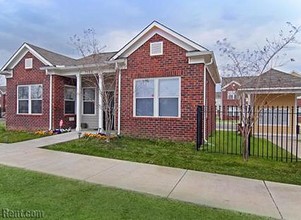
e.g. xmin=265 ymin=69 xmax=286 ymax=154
xmin=206 ymin=70 xmax=216 ymax=136
xmin=118 ymin=34 xmax=206 ymax=141
xmin=6 ymin=52 xmax=50 ymax=131
xmin=52 ymin=75 xmax=76 ymax=129
xmin=222 ymin=82 xmax=240 ymax=120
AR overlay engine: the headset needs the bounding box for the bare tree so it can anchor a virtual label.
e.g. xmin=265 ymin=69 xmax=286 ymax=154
xmin=70 ymin=29 xmax=116 ymax=137
xmin=217 ymin=22 xmax=300 ymax=160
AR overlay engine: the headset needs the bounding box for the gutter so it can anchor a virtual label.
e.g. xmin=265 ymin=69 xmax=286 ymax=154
xmin=203 ymin=58 xmax=213 ymax=142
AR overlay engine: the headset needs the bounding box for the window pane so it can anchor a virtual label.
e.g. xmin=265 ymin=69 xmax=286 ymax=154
xmin=135 ymin=80 xmax=154 ymax=98
xmin=65 ymin=87 xmax=75 ymax=100
xmin=83 ymin=88 xmax=95 ymax=101
xmin=159 ymin=98 xmax=178 ymax=116
xmin=18 ymin=87 xmax=29 ymax=99
xmin=159 ymin=78 xmax=179 ymax=97
xmin=32 ymin=100 xmax=42 ymax=113
xmin=18 ymin=100 xmax=28 ymax=113
xmin=84 ymin=102 xmax=95 ymax=114
xmin=31 ymin=85 xmax=42 ymax=99
xmin=136 ymin=98 xmax=153 ymax=116
xmin=65 ymin=101 xmax=75 ymax=114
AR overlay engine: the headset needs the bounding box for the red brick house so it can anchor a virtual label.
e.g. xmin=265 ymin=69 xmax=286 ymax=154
xmin=221 ymin=76 xmax=253 ymax=120
xmin=0 ymin=86 xmax=6 ymax=116
xmin=0 ymin=21 xmax=220 ymax=141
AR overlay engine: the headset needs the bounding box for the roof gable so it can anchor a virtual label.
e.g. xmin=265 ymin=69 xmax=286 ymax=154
xmin=1 ymin=43 xmax=81 ymax=72
xmin=111 ymin=21 xmax=208 ymax=60
xmin=1 ymin=43 xmax=53 ymax=71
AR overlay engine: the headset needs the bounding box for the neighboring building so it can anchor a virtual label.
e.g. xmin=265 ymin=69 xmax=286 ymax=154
xmin=221 ymin=76 xmax=254 ymax=120
xmin=0 ymin=21 xmax=220 ymax=141
xmin=0 ymin=86 xmax=6 ymax=116
xmin=222 ymin=69 xmax=301 ymax=134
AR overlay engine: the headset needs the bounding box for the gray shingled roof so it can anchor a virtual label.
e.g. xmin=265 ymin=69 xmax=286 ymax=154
xmin=76 ymin=52 xmax=117 ymax=65
xmin=27 ymin=43 xmax=78 ymax=66
xmin=221 ymin=76 xmax=255 ymax=88
xmin=244 ymin=69 xmax=301 ymax=89
xmin=27 ymin=43 xmax=116 ymax=67
xmin=222 ymin=69 xmax=301 ymax=90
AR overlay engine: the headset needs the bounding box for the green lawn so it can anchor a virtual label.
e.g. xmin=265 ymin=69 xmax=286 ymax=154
xmin=45 ymin=135 xmax=301 ymax=186
xmin=0 ymin=165 xmax=264 ymax=220
xmin=0 ymin=123 xmax=46 ymax=143
xmin=206 ymin=131 xmax=297 ymax=162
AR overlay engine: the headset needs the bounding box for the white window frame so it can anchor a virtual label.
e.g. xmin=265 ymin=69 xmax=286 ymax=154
xmin=133 ymin=77 xmax=181 ymax=118
xmin=64 ymin=85 xmax=76 ymax=115
xmin=25 ymin=58 xmax=33 ymax=69
xmin=82 ymin=87 xmax=96 ymax=115
xmin=227 ymin=106 xmax=239 ymax=117
xmin=227 ymin=91 xmax=237 ymax=100
xmin=150 ymin=41 xmax=163 ymax=56
xmin=17 ymin=84 xmax=43 ymax=115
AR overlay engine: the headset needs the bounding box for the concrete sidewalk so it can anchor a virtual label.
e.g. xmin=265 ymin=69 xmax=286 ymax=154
xmin=0 ymin=133 xmax=301 ymax=219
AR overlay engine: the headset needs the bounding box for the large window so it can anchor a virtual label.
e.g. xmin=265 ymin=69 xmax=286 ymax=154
xmin=83 ymin=88 xmax=95 ymax=115
xmin=64 ymin=86 xmax=76 ymax=114
xmin=259 ymin=108 xmax=289 ymax=125
xmin=227 ymin=91 xmax=237 ymax=100
xmin=17 ymin=85 xmax=42 ymax=114
xmin=134 ymin=77 xmax=180 ymax=117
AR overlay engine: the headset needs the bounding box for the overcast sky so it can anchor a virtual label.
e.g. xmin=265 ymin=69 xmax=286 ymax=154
xmin=0 ymin=0 xmax=300 ymax=86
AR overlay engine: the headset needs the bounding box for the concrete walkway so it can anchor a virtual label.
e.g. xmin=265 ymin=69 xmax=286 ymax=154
xmin=0 ymin=133 xmax=301 ymax=219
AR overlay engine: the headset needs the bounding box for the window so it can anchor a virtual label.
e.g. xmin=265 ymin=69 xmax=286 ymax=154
xmin=17 ymin=85 xmax=42 ymax=114
xmin=25 ymin=58 xmax=33 ymax=69
xmin=259 ymin=108 xmax=289 ymax=125
xmin=227 ymin=91 xmax=237 ymax=100
xmin=134 ymin=77 xmax=180 ymax=117
xmin=83 ymin=88 xmax=95 ymax=114
xmin=64 ymin=86 xmax=76 ymax=114
xmin=227 ymin=106 xmax=239 ymax=117
xmin=150 ymin=42 xmax=163 ymax=56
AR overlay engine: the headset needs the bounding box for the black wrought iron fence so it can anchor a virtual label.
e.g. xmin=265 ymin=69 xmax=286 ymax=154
xmin=196 ymin=105 xmax=300 ymax=162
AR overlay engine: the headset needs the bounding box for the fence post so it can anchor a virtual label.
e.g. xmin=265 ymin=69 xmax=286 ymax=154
xmin=196 ymin=105 xmax=203 ymax=151
xmin=0 ymin=107 xmax=2 ymax=118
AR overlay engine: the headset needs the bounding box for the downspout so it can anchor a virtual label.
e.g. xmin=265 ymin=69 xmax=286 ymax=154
xmin=117 ymin=67 xmax=121 ymax=135
xmin=48 ymin=70 xmax=53 ymax=131
xmin=203 ymin=58 xmax=213 ymax=142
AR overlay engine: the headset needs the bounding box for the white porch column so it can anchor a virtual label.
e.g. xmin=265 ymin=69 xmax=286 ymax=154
xmin=117 ymin=68 xmax=121 ymax=135
xmin=76 ymin=73 xmax=82 ymax=132
xmin=98 ymin=73 xmax=104 ymax=132
xmin=48 ymin=72 xmax=53 ymax=130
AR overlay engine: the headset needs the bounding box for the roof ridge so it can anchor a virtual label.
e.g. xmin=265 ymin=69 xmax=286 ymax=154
xmin=26 ymin=42 xmax=77 ymax=61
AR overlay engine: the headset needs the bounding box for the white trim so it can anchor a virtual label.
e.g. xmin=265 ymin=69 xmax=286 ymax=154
xmin=82 ymin=87 xmax=96 ymax=116
xmin=111 ymin=21 xmax=207 ymax=61
xmin=49 ymin=72 xmax=53 ymax=130
xmin=1 ymin=43 xmax=52 ymax=72
xmin=239 ymin=87 xmax=301 ymax=92
xmin=76 ymin=73 xmax=82 ymax=132
xmin=98 ymin=73 xmax=103 ymax=132
xmin=221 ymin=81 xmax=242 ymax=90
xmin=17 ymin=84 xmax=43 ymax=115
xmin=133 ymin=76 xmax=181 ymax=118
xmin=117 ymin=68 xmax=121 ymax=135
